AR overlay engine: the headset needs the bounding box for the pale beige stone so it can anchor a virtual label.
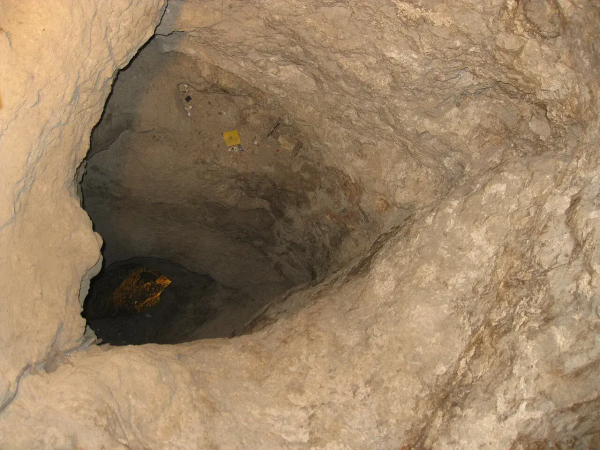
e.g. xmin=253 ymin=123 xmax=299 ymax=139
xmin=0 ymin=0 xmax=599 ymax=448
xmin=0 ymin=0 xmax=166 ymax=411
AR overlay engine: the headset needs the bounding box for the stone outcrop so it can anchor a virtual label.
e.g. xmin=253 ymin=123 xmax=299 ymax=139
xmin=0 ymin=0 xmax=599 ymax=448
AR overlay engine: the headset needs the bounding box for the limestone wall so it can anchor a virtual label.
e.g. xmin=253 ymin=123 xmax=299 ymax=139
xmin=0 ymin=0 xmax=166 ymax=411
xmin=0 ymin=0 xmax=598 ymax=448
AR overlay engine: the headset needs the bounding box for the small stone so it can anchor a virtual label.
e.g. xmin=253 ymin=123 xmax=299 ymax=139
xmin=277 ymin=134 xmax=302 ymax=154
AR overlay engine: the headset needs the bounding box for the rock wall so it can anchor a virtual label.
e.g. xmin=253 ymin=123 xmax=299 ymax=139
xmin=155 ymin=0 xmax=598 ymax=210
xmin=0 ymin=0 xmax=166 ymax=411
xmin=0 ymin=0 xmax=599 ymax=448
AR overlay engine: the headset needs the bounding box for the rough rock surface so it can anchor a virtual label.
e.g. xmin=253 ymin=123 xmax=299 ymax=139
xmin=81 ymin=41 xmax=376 ymax=299
xmin=0 ymin=0 xmax=166 ymax=412
xmin=1 ymin=0 xmax=599 ymax=448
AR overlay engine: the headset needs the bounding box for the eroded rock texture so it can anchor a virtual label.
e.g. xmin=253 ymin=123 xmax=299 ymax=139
xmin=81 ymin=41 xmax=376 ymax=306
xmin=0 ymin=0 xmax=166 ymax=412
xmin=1 ymin=0 xmax=599 ymax=448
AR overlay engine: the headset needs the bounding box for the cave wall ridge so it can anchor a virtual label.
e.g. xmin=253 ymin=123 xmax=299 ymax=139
xmin=0 ymin=0 xmax=166 ymax=411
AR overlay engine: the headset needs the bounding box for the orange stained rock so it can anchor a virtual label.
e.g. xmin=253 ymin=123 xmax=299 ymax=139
xmin=112 ymin=267 xmax=171 ymax=314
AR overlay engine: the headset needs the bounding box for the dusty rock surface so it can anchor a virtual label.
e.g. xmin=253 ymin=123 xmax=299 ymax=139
xmin=81 ymin=41 xmax=377 ymax=303
xmin=1 ymin=0 xmax=599 ymax=449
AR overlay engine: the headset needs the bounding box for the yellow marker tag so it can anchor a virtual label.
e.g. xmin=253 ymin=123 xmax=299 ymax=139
xmin=223 ymin=130 xmax=241 ymax=147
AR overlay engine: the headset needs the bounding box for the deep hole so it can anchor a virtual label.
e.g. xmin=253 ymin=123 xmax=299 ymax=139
xmin=79 ymin=38 xmax=376 ymax=345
